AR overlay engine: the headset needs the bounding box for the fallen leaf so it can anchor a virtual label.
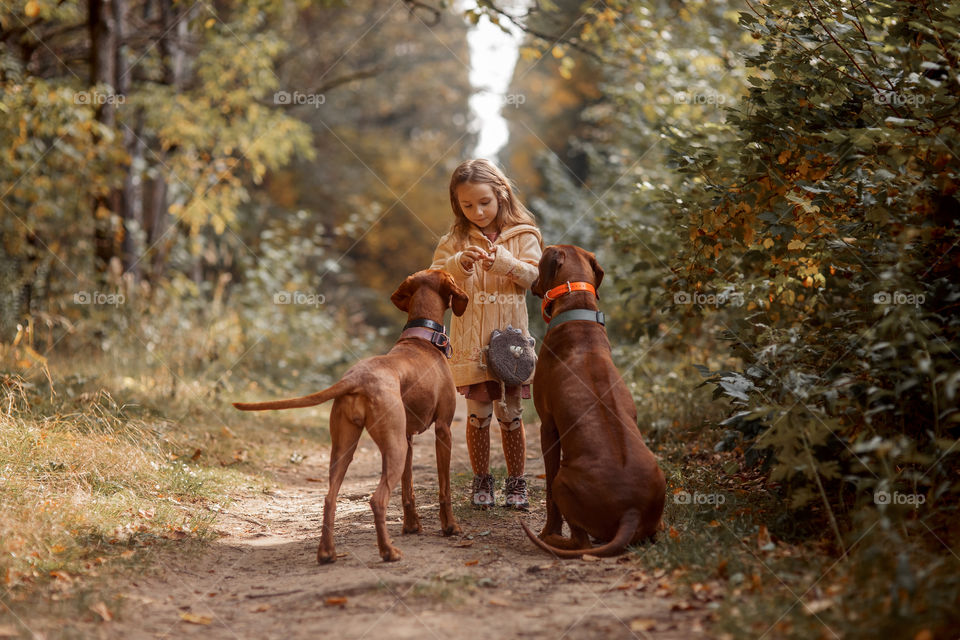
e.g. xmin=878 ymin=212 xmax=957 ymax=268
xmin=305 ymin=477 xmax=324 ymax=483
xmin=90 ymin=601 xmax=113 ymax=622
xmin=535 ymin=473 xmax=546 ymax=479
xmin=669 ymin=526 xmax=680 ymax=539
xmin=464 ymin=559 xmax=480 ymax=566
xmin=180 ymin=612 xmax=212 ymax=625
xmin=488 ymin=598 xmax=509 ymax=606
xmin=325 ymin=597 xmax=347 ymax=607
xmin=250 ymin=604 xmax=271 ymax=613
xmin=0 ymin=625 xmax=19 ymax=638
xmin=120 ymin=550 xmax=135 ymax=559
xmin=50 ymin=570 xmax=71 ymax=582
xmin=756 ymin=524 xmax=772 ymax=549
xmin=581 ymin=554 xmax=601 ymax=562
xmin=717 ymin=558 xmax=729 ymax=578
xmin=630 ymin=618 xmax=657 ymax=632
xmin=191 ymin=448 xmax=202 ymax=461
xmin=802 ymin=598 xmax=832 ymax=615
xmin=454 ymin=540 xmax=475 ymax=548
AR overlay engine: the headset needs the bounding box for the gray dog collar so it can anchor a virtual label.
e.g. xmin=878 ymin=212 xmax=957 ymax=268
xmin=546 ymin=309 xmax=605 ymax=331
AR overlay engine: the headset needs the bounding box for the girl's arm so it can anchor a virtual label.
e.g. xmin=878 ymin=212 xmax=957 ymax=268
xmin=429 ymin=234 xmax=473 ymax=282
xmin=486 ymin=232 xmax=542 ymax=289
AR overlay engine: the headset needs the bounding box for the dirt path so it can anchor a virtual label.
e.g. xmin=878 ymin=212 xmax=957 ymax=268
xmin=112 ymin=400 xmax=708 ymax=639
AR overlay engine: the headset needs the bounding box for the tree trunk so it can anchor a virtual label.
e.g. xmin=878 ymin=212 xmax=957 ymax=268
xmin=143 ymin=0 xmax=189 ymax=282
xmin=89 ymin=0 xmax=119 ymax=273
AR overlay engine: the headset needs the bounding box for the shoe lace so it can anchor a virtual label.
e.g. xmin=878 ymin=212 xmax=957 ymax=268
xmin=480 ymin=474 xmax=494 ymax=494
xmin=505 ymin=476 xmax=526 ymax=496
xmin=474 ymin=474 xmax=494 ymax=495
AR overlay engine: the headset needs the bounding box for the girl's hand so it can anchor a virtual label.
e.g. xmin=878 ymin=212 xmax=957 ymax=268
xmin=480 ymin=245 xmax=497 ymax=271
xmin=459 ymin=246 xmax=489 ymax=271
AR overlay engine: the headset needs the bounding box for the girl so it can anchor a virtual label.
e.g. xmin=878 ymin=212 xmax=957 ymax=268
xmin=430 ymin=158 xmax=543 ymax=509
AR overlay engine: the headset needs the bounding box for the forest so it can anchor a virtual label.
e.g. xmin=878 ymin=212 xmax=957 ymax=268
xmin=1 ymin=0 xmax=958 ymax=638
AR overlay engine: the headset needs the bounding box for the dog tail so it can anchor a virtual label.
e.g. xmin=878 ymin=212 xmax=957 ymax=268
xmin=232 ymin=379 xmax=356 ymax=411
xmin=518 ymin=510 xmax=641 ymax=559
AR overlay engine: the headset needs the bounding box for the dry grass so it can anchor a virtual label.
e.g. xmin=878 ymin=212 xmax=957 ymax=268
xmin=0 ymin=351 xmax=333 ymax=611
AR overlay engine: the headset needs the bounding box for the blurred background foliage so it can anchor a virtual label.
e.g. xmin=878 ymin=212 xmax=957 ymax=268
xmin=497 ymin=0 xmax=960 ymax=637
xmin=2 ymin=0 xmax=474 ymax=394
xmin=2 ymin=0 xmax=959 ymax=636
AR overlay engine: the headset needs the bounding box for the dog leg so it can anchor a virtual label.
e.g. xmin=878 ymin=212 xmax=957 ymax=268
xmin=368 ymin=417 xmax=406 ymax=562
xmin=539 ymin=415 xmax=564 ymax=538
xmin=317 ymin=400 xmax=362 ymax=564
xmin=434 ymin=418 xmax=462 ymax=536
xmin=401 ymin=435 xmax=422 ymax=534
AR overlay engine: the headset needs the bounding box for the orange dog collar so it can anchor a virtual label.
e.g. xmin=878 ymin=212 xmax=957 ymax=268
xmin=541 ymin=281 xmax=597 ymax=322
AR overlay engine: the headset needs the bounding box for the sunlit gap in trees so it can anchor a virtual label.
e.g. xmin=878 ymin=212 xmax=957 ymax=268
xmin=464 ymin=1 xmax=527 ymax=162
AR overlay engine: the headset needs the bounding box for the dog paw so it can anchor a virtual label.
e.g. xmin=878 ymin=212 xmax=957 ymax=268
xmin=441 ymin=522 xmax=462 ymax=537
xmin=402 ymin=521 xmax=422 ymax=535
xmin=317 ymin=548 xmax=337 ymax=564
xmin=381 ymin=547 xmax=403 ymax=562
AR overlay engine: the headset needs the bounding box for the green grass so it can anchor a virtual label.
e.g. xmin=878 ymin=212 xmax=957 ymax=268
xmin=633 ymin=417 xmax=960 ymax=640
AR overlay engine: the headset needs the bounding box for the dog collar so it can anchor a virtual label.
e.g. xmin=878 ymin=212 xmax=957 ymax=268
xmin=546 ymin=308 xmax=605 ymax=333
xmin=400 ymin=322 xmax=452 ymax=359
xmin=403 ymin=318 xmax=446 ymax=333
xmin=541 ymin=281 xmax=598 ymax=323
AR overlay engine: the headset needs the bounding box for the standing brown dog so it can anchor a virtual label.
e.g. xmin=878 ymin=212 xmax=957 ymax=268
xmin=520 ymin=245 xmax=666 ymax=558
xmin=234 ymin=270 xmax=467 ymax=563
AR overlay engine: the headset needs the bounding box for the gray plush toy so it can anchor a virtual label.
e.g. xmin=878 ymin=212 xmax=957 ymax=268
xmin=484 ymin=325 xmax=537 ymax=388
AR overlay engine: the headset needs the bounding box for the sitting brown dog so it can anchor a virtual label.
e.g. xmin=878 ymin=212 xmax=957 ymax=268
xmin=520 ymin=245 xmax=665 ymax=557
xmin=234 ymin=270 xmax=467 ymax=563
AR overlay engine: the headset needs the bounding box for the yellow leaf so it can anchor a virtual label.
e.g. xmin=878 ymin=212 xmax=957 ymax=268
xmin=180 ymin=613 xmax=212 ymax=625
xmin=787 ymin=239 xmax=806 ymax=250
xmin=551 ymin=45 xmax=565 ymax=58
xmin=631 ymin=618 xmax=657 ymax=632
xmin=24 ymin=1 xmax=40 ymax=18
xmin=90 ymin=602 xmax=113 ymax=622
xmin=205 ymin=18 xmax=216 ymax=28
xmin=762 ymin=238 xmax=775 ymax=249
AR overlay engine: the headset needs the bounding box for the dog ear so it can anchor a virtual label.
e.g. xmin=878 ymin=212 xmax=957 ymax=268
xmin=532 ymin=248 xmax=563 ymax=298
xmin=390 ymin=275 xmax=417 ymax=312
xmin=440 ymin=272 xmax=469 ymax=317
xmin=587 ymin=251 xmax=604 ymax=295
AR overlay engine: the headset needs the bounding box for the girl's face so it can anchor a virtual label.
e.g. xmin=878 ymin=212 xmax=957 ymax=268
xmin=456 ymin=182 xmax=500 ymax=233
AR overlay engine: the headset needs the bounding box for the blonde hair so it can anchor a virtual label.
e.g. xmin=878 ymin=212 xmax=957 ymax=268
xmin=448 ymin=159 xmax=536 ymax=247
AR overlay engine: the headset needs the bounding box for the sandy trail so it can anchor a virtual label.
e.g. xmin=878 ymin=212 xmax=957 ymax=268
xmin=112 ymin=399 xmax=707 ymax=639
